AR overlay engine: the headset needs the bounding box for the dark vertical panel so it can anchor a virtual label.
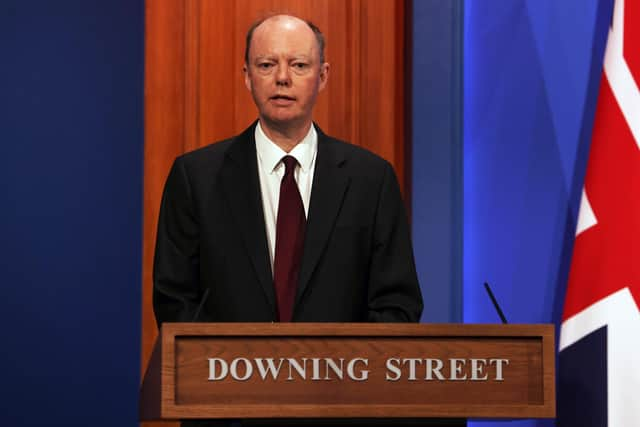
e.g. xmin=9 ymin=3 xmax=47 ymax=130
xmin=411 ymin=0 xmax=464 ymax=323
xmin=558 ymin=327 xmax=608 ymax=426
xmin=0 ymin=1 xmax=143 ymax=425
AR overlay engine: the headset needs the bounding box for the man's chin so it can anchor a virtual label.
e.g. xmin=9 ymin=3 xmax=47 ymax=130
xmin=261 ymin=113 xmax=307 ymax=128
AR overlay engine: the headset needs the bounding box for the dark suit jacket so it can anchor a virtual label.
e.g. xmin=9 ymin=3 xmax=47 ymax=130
xmin=153 ymin=122 xmax=422 ymax=325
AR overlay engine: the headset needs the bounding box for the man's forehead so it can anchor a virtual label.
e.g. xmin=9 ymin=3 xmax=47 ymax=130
xmin=256 ymin=14 xmax=310 ymax=33
xmin=261 ymin=14 xmax=307 ymax=29
xmin=251 ymin=15 xmax=317 ymax=48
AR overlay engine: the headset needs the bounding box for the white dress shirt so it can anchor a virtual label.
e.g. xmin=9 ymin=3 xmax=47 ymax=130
xmin=255 ymin=121 xmax=318 ymax=271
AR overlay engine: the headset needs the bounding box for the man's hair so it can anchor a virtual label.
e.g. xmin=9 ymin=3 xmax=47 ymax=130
xmin=244 ymin=15 xmax=326 ymax=65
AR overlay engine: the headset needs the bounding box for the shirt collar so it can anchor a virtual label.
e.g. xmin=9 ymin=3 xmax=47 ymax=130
xmin=255 ymin=121 xmax=317 ymax=174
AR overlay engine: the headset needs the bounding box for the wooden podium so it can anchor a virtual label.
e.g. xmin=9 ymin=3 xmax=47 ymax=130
xmin=140 ymin=323 xmax=555 ymax=421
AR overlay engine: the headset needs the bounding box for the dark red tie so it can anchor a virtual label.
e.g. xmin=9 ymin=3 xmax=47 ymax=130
xmin=273 ymin=156 xmax=306 ymax=322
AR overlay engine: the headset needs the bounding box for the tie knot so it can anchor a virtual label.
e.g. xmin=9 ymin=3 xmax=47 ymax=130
xmin=281 ymin=155 xmax=298 ymax=175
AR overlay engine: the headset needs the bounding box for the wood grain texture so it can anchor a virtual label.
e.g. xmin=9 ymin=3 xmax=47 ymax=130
xmin=143 ymin=2 xmax=187 ymax=426
xmin=140 ymin=324 xmax=555 ymax=419
xmin=142 ymin=2 xmax=408 ymax=424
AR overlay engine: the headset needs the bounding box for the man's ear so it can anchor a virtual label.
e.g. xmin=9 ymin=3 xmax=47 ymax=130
xmin=318 ymin=62 xmax=330 ymax=92
xmin=243 ymin=64 xmax=252 ymax=91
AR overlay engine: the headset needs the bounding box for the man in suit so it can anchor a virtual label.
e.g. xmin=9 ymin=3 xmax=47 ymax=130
xmin=153 ymin=14 xmax=422 ymax=327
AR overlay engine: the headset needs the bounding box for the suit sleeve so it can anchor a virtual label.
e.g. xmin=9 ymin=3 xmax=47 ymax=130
xmin=152 ymin=158 xmax=202 ymax=326
xmin=367 ymin=161 xmax=424 ymax=322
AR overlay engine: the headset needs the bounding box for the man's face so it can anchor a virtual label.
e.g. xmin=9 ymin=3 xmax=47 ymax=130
xmin=244 ymin=16 xmax=329 ymax=128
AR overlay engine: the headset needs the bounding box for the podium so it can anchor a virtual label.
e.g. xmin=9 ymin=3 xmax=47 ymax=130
xmin=140 ymin=323 xmax=555 ymax=421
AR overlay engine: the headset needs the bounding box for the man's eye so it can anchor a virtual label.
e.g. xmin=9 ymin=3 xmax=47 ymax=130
xmin=258 ymin=63 xmax=273 ymax=69
xmin=293 ymin=63 xmax=308 ymax=69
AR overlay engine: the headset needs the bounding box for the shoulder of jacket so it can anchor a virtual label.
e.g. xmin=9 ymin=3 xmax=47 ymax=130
xmin=176 ymin=138 xmax=233 ymax=166
xmin=324 ymin=136 xmax=392 ymax=171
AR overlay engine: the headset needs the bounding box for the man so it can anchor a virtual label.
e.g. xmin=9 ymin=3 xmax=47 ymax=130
xmin=153 ymin=14 xmax=422 ymax=327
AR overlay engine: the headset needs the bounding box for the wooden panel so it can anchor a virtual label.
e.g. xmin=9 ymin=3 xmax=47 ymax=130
xmin=142 ymin=324 xmax=555 ymax=419
xmin=174 ymin=338 xmax=541 ymax=407
xmin=142 ymin=1 xmax=187 ymax=426
xmin=142 ymin=2 xmax=408 ymax=424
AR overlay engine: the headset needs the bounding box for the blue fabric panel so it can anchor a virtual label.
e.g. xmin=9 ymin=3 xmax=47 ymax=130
xmin=412 ymin=0 xmax=464 ymax=323
xmin=0 ymin=1 xmax=143 ymax=425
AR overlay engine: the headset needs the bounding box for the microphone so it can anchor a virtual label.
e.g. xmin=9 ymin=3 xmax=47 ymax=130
xmin=483 ymin=282 xmax=508 ymax=324
xmin=192 ymin=288 xmax=210 ymax=322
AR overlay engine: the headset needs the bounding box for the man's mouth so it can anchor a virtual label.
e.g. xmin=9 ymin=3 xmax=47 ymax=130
xmin=270 ymin=94 xmax=296 ymax=101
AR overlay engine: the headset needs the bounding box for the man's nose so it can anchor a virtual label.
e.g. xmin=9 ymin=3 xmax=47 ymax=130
xmin=275 ymin=64 xmax=291 ymax=86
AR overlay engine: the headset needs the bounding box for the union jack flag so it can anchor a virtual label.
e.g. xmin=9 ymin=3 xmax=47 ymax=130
xmin=558 ymin=0 xmax=640 ymax=425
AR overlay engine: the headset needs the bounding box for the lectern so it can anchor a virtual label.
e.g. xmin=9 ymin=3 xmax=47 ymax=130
xmin=140 ymin=323 xmax=555 ymax=421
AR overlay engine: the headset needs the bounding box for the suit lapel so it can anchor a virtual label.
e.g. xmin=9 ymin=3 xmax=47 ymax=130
xmin=295 ymin=129 xmax=350 ymax=310
xmin=220 ymin=123 xmax=276 ymax=313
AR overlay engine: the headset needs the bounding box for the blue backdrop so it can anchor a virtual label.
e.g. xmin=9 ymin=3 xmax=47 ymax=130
xmin=462 ymin=1 xmax=612 ymax=427
xmin=0 ymin=1 xmax=143 ymax=425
